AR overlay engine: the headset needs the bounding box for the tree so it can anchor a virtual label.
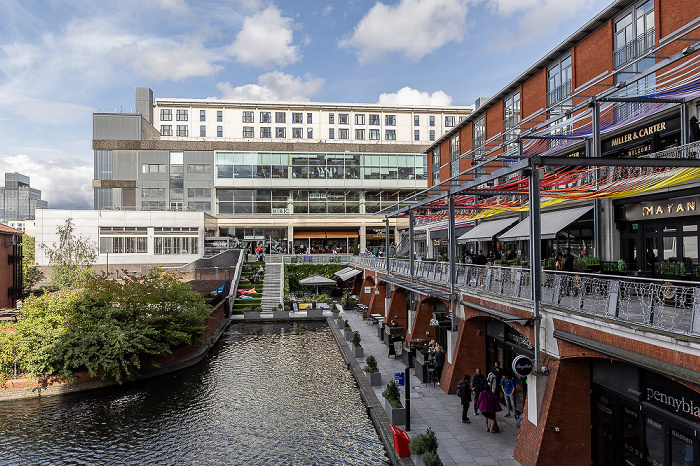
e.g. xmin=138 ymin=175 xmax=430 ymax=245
xmin=41 ymin=219 xmax=97 ymax=290
xmin=21 ymin=234 xmax=44 ymax=294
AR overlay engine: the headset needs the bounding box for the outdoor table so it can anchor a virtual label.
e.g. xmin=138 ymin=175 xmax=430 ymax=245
xmin=369 ymin=313 xmax=382 ymax=325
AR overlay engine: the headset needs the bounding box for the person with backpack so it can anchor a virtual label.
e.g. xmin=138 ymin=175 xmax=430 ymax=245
xmin=456 ymin=375 xmax=471 ymax=423
xmin=470 ymin=368 xmax=487 ymax=416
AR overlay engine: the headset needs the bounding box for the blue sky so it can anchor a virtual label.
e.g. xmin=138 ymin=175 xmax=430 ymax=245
xmin=0 ymin=0 xmax=612 ymax=209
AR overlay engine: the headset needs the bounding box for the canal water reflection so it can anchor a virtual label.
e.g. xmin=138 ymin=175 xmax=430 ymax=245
xmin=0 ymin=321 xmax=388 ymax=465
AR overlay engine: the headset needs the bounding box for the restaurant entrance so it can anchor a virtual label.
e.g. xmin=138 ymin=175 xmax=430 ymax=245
xmin=485 ymin=319 xmax=533 ymax=412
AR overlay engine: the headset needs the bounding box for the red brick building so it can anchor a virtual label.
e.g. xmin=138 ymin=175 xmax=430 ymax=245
xmin=0 ymin=224 xmax=23 ymax=309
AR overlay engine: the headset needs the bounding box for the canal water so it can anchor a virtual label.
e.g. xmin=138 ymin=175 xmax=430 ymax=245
xmin=0 ymin=321 xmax=389 ymax=465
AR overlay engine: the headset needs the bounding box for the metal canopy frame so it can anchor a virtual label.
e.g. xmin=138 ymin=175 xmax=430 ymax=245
xmin=379 ymin=275 xmax=452 ymax=301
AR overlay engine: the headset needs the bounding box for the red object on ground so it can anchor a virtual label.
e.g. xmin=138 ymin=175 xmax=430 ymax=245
xmin=391 ymin=425 xmax=410 ymax=457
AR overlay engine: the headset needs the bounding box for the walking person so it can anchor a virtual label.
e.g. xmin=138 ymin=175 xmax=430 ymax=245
xmin=470 ymin=368 xmax=487 ymax=416
xmin=501 ymin=373 xmax=516 ymax=418
xmin=434 ymin=345 xmax=445 ymax=386
xmin=476 ymin=388 xmax=502 ymax=433
xmin=456 ymin=375 xmax=471 ymax=423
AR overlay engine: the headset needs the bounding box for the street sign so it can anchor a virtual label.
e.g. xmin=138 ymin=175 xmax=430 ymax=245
xmin=394 ymin=372 xmax=405 ymax=386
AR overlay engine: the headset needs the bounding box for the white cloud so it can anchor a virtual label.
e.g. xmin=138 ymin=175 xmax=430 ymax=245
xmin=227 ymin=6 xmax=300 ymax=68
xmin=155 ymin=0 xmax=189 ymax=15
xmin=322 ymin=4 xmax=334 ymax=16
xmin=339 ymin=0 xmax=469 ymax=64
xmin=0 ymin=154 xmax=93 ymax=210
xmin=216 ymin=72 xmax=324 ymax=101
xmin=110 ymin=38 xmax=223 ymax=81
xmin=378 ymin=87 xmax=453 ymax=106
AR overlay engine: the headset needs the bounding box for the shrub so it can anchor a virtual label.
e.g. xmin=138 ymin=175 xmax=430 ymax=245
xmin=363 ymin=355 xmax=378 ymax=373
xmin=421 ymin=450 xmax=443 ymax=466
xmin=351 ymin=331 xmax=361 ymax=347
xmin=344 ymin=321 xmax=351 ymax=331
xmin=382 ymin=381 xmax=402 ymax=408
xmin=409 ymin=428 xmax=438 ymax=455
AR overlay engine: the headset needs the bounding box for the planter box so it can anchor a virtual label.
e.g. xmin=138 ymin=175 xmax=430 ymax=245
xmin=271 ymin=311 xmax=289 ymax=318
xmin=384 ymin=398 xmax=406 ymax=426
xmin=337 ymin=320 xmax=346 ymax=329
xmin=306 ymin=309 xmax=324 ymax=318
xmin=345 ymin=331 xmax=354 ymax=341
xmin=366 ymin=371 xmax=382 ymax=386
xmin=353 ymin=346 xmax=364 ymax=358
xmin=244 ymin=312 xmax=261 ymax=319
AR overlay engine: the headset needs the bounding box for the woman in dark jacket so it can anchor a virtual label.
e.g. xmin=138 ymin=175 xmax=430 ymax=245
xmin=476 ymin=388 xmax=502 ymax=432
xmin=470 ymin=368 xmax=487 ymax=416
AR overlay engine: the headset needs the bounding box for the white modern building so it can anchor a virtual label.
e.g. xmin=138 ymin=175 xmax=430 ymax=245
xmin=93 ymin=88 xmax=471 ymax=254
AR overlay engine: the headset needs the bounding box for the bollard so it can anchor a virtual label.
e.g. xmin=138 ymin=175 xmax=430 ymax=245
xmin=405 ymin=366 xmax=411 ymax=431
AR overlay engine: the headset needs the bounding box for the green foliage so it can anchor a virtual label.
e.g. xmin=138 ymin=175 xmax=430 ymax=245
xmin=284 ymin=263 xmax=343 ymax=292
xmin=618 ymin=259 xmax=627 ymax=272
xmin=337 ymin=314 xmax=344 ymax=322
xmin=512 ymin=256 xmax=522 ymax=266
xmin=344 ymin=321 xmax=351 ymax=331
xmin=363 ymin=355 xmax=378 ymax=373
xmin=42 ymin=219 xmax=97 ymax=290
xmin=421 ymin=450 xmax=443 ymax=466
xmin=353 ymin=238 xmax=359 ymax=255
xmin=409 ymin=427 xmax=439 ymax=455
xmin=3 ymin=269 xmax=212 ymax=383
xmin=382 ymin=380 xmax=402 ymax=408
xmin=351 ymin=330 xmax=361 ymax=347
xmin=21 ymin=234 xmax=44 ymax=294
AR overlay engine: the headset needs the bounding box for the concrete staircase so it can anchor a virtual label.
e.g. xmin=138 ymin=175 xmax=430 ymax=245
xmin=261 ymin=263 xmax=283 ymax=311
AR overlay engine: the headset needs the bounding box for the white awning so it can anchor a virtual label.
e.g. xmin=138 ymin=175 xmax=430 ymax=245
xmin=334 ymin=267 xmax=354 ymax=277
xmin=337 ymin=268 xmax=362 ymax=281
xmin=498 ymin=205 xmax=594 ymax=242
xmin=456 ymin=217 xmax=519 ymax=242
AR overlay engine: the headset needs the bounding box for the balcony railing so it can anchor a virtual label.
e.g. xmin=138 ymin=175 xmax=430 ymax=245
xmin=614 ymin=28 xmax=655 ymax=68
xmin=546 ymin=80 xmax=572 ymax=107
xmin=351 ymin=257 xmax=700 ymax=336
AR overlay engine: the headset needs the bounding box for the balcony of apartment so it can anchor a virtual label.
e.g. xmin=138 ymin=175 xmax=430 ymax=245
xmin=351 ymin=255 xmax=700 ymax=338
xmin=613 ymin=28 xmax=655 ymax=69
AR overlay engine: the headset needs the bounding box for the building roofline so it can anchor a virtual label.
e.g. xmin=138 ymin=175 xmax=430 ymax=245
xmin=425 ymin=0 xmax=632 ymax=153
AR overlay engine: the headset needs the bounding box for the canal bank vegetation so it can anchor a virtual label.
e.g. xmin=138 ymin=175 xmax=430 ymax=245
xmin=0 ymin=270 xmax=211 ymax=386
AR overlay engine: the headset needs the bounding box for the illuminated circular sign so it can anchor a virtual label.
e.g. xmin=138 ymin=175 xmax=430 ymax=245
xmin=512 ymin=355 xmax=534 ymax=377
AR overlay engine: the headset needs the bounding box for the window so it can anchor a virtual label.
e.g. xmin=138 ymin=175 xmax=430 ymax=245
xmin=188 ymin=188 xmax=211 ymax=198
xmin=614 ymin=0 xmax=654 ymax=68
xmin=355 ymin=114 xmax=365 ymax=125
xmin=445 ymin=116 xmax=455 ymax=127
xmin=385 ymin=129 xmax=396 ymax=140
xmin=429 ymin=115 xmax=435 ymax=127
xmin=176 ymin=125 xmax=188 ymax=137
xmin=369 ymin=129 xmax=380 ymax=140
xmin=242 ymin=111 xmax=254 ymax=123
xmin=200 ymin=125 xmax=206 ymax=137
xmin=307 ymin=112 xmax=313 ymax=123
xmin=260 ymin=111 xmax=271 ymax=123
xmin=160 ymin=125 xmax=172 ymax=136
xmin=355 ymin=129 xmax=365 ymax=140
xmin=385 ymin=115 xmax=396 ymax=126
xmin=142 ymin=164 xmax=165 ymax=174
xmin=328 ymin=113 xmax=334 ymax=124
xmin=473 ymin=115 xmax=486 ymax=176
xmin=292 ymin=127 xmax=303 ymax=138
xmin=339 ymin=113 xmax=349 ymax=124
xmin=187 ymin=164 xmax=211 ymax=173
xmin=329 ymin=128 xmax=335 ymax=139
xmin=450 ymin=134 xmax=460 ymax=176
xmin=307 ymin=128 xmax=313 ymax=139
xmin=188 ymin=202 xmax=211 ymax=211
xmin=243 ymin=126 xmax=254 ymax=138
xmin=503 ymin=91 xmax=521 ymax=157
xmin=143 ymin=201 xmax=166 ymax=211
xmin=414 ymin=130 xmax=420 ymax=141
xmin=369 ymin=114 xmax=380 ymax=125
xmin=275 ymin=112 xmax=286 ymax=123
xmin=217 ymin=126 xmax=223 ymax=137
xmin=430 ymin=130 xmax=435 ymax=141
xmin=160 ymin=109 xmax=172 ymax=121
xmin=176 ymin=110 xmax=188 ymax=121
xmin=275 ymin=127 xmax=286 ymax=138
xmin=414 ymin=115 xmax=419 ymax=126
xmin=260 ymin=127 xmax=271 ymax=138
xmin=142 ymin=188 xmax=165 ymax=197
xmin=292 ymin=112 xmax=303 ymax=123
xmin=432 ymin=146 xmax=440 ymax=185
xmin=338 ymin=128 xmax=349 ymax=139
xmin=200 ymin=110 xmax=206 ymax=121
xmin=217 ymin=110 xmax=222 ymax=122
xmin=547 ymin=55 xmax=572 ymax=106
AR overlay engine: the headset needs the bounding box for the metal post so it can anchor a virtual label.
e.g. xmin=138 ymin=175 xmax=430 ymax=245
xmin=528 ymin=165 xmax=542 ymax=373
xmin=346 ymin=235 xmax=349 ymax=254
xmin=405 ymin=366 xmax=411 ymax=432
xmin=448 ymin=195 xmax=456 ymax=331
xmin=385 ymin=218 xmax=390 ymax=274
xmin=591 ymin=99 xmax=601 ymax=257
xmin=409 ymin=210 xmax=415 ymax=283
xmin=681 ymin=103 xmax=688 ymax=145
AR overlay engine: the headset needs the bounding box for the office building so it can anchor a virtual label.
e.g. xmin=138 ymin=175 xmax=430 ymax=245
xmin=0 ymin=173 xmax=47 ymax=224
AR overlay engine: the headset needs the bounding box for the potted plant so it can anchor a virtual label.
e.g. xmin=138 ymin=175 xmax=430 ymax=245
xmin=363 ymin=355 xmax=381 ymax=386
xmin=244 ymin=305 xmax=261 ymax=319
xmin=306 ymin=300 xmax=324 ymax=318
xmin=351 ymin=331 xmax=363 ymax=358
xmin=409 ymin=428 xmax=439 ymax=465
xmin=382 ymin=381 xmax=406 ymax=425
xmin=344 ymin=322 xmax=353 ymax=341
xmin=337 ymin=315 xmax=346 ymax=329
xmin=617 ymin=258 xmax=627 ymax=273
xmin=272 ymin=303 xmax=289 ymax=318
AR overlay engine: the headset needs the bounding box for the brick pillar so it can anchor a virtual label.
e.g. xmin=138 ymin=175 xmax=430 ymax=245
xmin=387 ymin=288 xmax=408 ymax=328
xmin=368 ymin=282 xmax=387 ymax=318
xmin=358 ymin=275 xmax=374 ymax=307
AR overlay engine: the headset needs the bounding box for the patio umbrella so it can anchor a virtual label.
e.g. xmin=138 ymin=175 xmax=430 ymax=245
xmin=298 ymin=274 xmax=337 ymax=295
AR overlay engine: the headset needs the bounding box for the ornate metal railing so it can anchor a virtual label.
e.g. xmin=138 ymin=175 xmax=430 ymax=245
xmin=351 ymin=257 xmax=700 ymax=335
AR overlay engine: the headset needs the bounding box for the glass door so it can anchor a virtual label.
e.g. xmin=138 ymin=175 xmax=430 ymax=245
xmin=622 ymin=403 xmax=642 ymax=465
xmin=644 ymin=414 xmax=664 ymax=465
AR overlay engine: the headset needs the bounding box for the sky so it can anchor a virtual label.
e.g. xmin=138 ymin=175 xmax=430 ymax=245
xmin=0 ymin=0 xmax=612 ymax=210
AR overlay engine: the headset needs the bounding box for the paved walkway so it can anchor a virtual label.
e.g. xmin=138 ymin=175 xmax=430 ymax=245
xmin=340 ymin=309 xmax=520 ymax=466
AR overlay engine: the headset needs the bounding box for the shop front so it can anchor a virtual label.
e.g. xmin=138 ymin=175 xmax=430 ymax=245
xmin=591 ymin=360 xmax=700 ymax=465
xmin=485 ymin=319 xmax=533 ymax=413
